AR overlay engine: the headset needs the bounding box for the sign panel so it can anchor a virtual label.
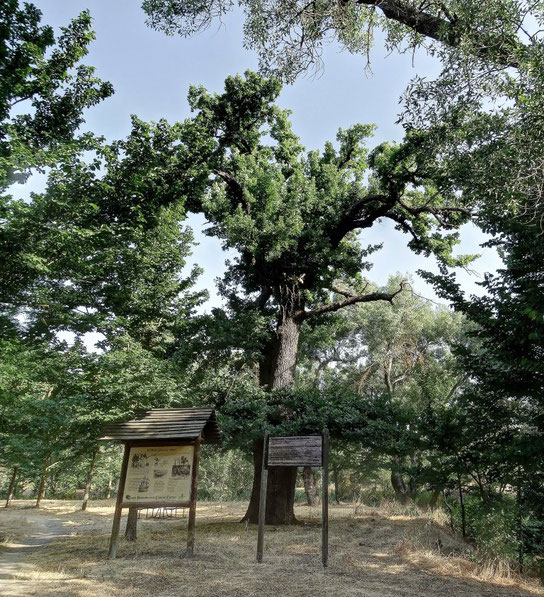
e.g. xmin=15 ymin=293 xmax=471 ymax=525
xmin=123 ymin=445 xmax=194 ymax=505
xmin=267 ymin=435 xmax=323 ymax=467
xmin=257 ymin=430 xmax=329 ymax=566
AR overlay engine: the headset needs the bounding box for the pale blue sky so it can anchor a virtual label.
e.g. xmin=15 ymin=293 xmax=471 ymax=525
xmin=30 ymin=1 xmax=503 ymax=310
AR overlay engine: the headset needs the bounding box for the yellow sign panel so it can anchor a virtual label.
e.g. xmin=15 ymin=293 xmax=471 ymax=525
xmin=123 ymin=445 xmax=194 ymax=504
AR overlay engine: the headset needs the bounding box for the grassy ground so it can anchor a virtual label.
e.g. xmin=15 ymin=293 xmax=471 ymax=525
xmin=1 ymin=499 xmax=543 ymax=597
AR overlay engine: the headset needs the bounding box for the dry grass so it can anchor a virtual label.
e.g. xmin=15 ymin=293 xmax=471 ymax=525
xmin=1 ymin=500 xmax=543 ymax=597
xmin=0 ymin=504 xmax=37 ymax=549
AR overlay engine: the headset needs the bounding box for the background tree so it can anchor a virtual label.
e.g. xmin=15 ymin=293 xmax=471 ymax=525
xmin=298 ymin=274 xmax=467 ymax=504
xmin=0 ymin=4 xmax=207 ymax=506
xmin=424 ymin=208 xmax=544 ymax=568
xmin=1 ymin=178 xmax=205 ymax=508
xmin=0 ymin=1 xmax=113 ymax=184
xmin=0 ymin=1 xmax=114 ymax=505
xmin=142 ymin=0 xmax=544 ymax=260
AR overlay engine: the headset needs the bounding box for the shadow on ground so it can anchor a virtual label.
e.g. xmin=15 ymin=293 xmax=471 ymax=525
xmin=0 ymin=501 xmax=542 ymax=597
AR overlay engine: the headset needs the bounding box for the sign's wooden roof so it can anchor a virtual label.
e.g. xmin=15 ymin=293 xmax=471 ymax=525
xmin=100 ymin=408 xmax=220 ymax=443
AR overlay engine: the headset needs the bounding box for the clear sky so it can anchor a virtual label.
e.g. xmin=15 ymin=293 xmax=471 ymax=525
xmin=30 ymin=0 xmax=503 ymax=310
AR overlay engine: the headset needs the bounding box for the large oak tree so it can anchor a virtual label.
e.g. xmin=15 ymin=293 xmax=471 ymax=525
xmin=171 ymin=71 xmax=473 ymax=523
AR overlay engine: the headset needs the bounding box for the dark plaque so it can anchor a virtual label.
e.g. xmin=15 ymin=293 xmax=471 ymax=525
xmin=257 ymin=430 xmax=329 ymax=566
xmin=267 ymin=435 xmax=323 ymax=467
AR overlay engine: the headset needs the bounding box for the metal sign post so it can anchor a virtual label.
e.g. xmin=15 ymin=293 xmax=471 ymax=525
xmin=256 ymin=428 xmax=329 ymax=566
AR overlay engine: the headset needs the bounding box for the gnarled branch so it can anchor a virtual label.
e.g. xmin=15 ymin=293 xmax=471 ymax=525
xmin=214 ymin=169 xmax=251 ymax=214
xmin=352 ymin=0 xmax=522 ymax=68
xmin=303 ymin=281 xmax=407 ymax=320
xmin=329 ymin=192 xmax=396 ymax=246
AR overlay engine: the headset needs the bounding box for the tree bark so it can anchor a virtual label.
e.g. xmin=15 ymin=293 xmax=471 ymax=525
xmin=5 ymin=467 xmax=19 ymax=508
xmin=243 ymin=301 xmax=303 ymax=525
xmin=125 ymin=507 xmax=138 ymax=541
xmin=82 ymin=447 xmax=98 ymax=511
xmin=258 ymin=310 xmax=301 ymax=391
xmin=35 ymin=461 xmax=48 ymax=508
xmin=243 ymin=440 xmax=264 ymax=523
xmin=302 ymin=466 xmax=318 ymax=506
xmin=390 ymin=457 xmax=410 ymax=505
xmin=242 ymin=437 xmax=299 ymax=524
xmin=354 ymin=0 xmax=523 ymax=68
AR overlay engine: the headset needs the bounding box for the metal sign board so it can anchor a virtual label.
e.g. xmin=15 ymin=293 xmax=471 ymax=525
xmin=267 ymin=435 xmax=323 ymax=467
xmin=122 ymin=445 xmax=194 ymax=507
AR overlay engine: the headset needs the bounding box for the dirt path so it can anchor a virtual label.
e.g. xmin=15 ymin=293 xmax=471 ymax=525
xmin=0 ymin=509 xmax=72 ymax=596
xmin=1 ymin=501 xmax=542 ymax=597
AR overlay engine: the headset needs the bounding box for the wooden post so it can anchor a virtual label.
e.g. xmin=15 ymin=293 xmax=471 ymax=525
xmin=185 ymin=435 xmax=202 ymax=557
xmin=322 ymin=428 xmax=329 ymax=568
xmin=256 ymin=432 xmax=269 ymax=563
xmin=108 ymin=443 xmax=130 ymax=559
xmin=124 ymin=507 xmax=138 ymax=541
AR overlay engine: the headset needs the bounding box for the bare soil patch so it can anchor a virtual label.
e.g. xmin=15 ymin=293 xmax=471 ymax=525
xmin=0 ymin=500 xmax=542 ymax=596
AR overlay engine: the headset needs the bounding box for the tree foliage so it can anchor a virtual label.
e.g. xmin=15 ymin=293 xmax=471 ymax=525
xmin=143 ymin=1 xmax=534 ymax=81
xmin=0 ymin=1 xmax=113 ymax=188
xmin=0 ymin=3 xmax=205 ymax=504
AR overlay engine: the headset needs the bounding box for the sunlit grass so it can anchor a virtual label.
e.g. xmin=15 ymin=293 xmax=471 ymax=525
xmin=1 ymin=500 xmax=542 ymax=596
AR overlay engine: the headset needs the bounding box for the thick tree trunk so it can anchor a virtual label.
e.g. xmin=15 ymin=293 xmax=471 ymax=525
xmin=391 ymin=470 xmax=410 ymax=504
xmin=125 ymin=507 xmax=138 ymax=541
xmin=242 ymin=438 xmax=299 ymax=524
xmin=244 ymin=303 xmax=303 ymax=525
xmin=5 ymin=467 xmax=19 ymax=508
xmin=82 ymin=447 xmax=98 ymax=511
xmin=302 ymin=467 xmax=318 ymax=506
xmin=243 ymin=440 xmax=263 ymax=523
xmin=258 ymin=311 xmax=301 ymax=391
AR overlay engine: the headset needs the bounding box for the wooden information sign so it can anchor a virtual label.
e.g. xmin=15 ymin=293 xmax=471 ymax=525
xmin=101 ymin=408 xmax=220 ymax=560
xmin=108 ymin=439 xmax=201 ymax=560
xmin=267 ymin=435 xmax=323 ymax=467
xmin=123 ymin=445 xmax=195 ymax=507
xmin=257 ymin=429 xmax=329 ymax=567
